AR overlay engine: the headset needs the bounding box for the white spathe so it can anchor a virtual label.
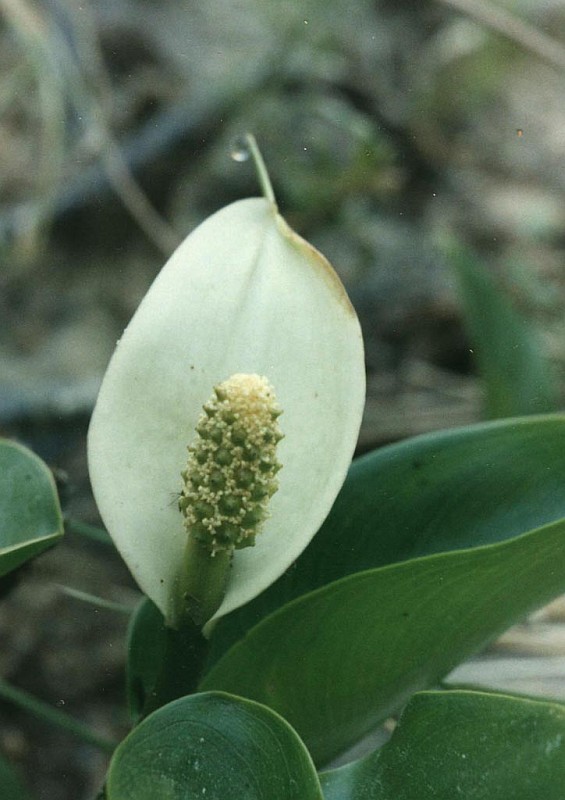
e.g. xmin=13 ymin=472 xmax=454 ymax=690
xmin=87 ymin=197 xmax=365 ymax=623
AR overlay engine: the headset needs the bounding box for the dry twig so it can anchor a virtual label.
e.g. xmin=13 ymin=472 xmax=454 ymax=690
xmin=0 ymin=0 xmax=181 ymax=256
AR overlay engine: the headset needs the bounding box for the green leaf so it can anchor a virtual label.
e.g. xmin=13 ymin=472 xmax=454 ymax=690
xmin=0 ymin=439 xmax=63 ymax=578
xmin=200 ymin=520 xmax=565 ymax=764
xmin=126 ymin=597 xmax=208 ymax=720
xmin=321 ymin=691 xmax=565 ymax=800
xmin=0 ymin=753 xmax=34 ymax=800
xmin=126 ymin=598 xmax=169 ymax=720
xmin=209 ymin=415 xmax=565 ymax=662
xmin=199 ymin=415 xmax=565 ymax=764
xmin=449 ymin=245 xmax=555 ymax=417
xmin=106 ymin=692 xmax=323 ymax=800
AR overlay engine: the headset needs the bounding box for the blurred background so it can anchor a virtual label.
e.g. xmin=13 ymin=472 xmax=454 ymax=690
xmin=1 ymin=1 xmax=565 ymax=797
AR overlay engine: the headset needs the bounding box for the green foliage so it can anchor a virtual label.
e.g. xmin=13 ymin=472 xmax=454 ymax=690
xmin=449 ymin=245 xmax=556 ymax=418
xmin=126 ymin=598 xmax=207 ymax=720
xmin=321 ymin=691 xmax=565 ymax=800
xmin=196 ymin=416 xmax=565 ymax=764
xmin=0 ymin=439 xmax=63 ymax=579
xmin=5 ymin=168 xmax=565 ymax=793
xmin=5 ymin=372 xmax=565 ymax=794
xmin=201 ymin=519 xmax=565 ymax=765
xmin=8 ymin=409 xmax=565 ymax=794
xmin=126 ymin=598 xmax=169 ymax=720
xmin=106 ymin=692 xmax=323 ymax=800
xmin=207 ymin=415 xmax=565 ymax=662
xmin=0 ymin=753 xmax=34 ymax=800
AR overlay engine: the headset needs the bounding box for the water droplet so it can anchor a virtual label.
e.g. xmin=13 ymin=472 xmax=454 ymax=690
xmin=230 ymin=137 xmax=250 ymax=162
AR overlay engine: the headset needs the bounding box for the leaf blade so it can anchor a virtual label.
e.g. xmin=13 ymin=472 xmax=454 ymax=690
xmin=449 ymin=245 xmax=555 ymax=418
xmin=106 ymin=692 xmax=324 ymax=800
xmin=0 ymin=753 xmax=34 ymax=800
xmin=0 ymin=439 xmax=63 ymax=578
xmin=321 ymin=691 xmax=565 ymax=800
xmin=209 ymin=414 xmax=565 ymax=663
xmin=201 ymin=518 xmax=565 ymax=765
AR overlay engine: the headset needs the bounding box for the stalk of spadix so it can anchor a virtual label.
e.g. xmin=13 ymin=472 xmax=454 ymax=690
xmin=171 ymin=374 xmax=283 ymax=627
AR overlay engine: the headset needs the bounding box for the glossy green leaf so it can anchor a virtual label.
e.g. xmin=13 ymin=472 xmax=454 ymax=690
xmin=321 ymin=691 xmax=565 ymax=800
xmin=0 ymin=439 xmax=63 ymax=578
xmin=0 ymin=753 xmax=34 ymax=800
xmin=126 ymin=598 xmax=168 ymax=719
xmin=209 ymin=415 xmax=565 ymax=662
xmin=449 ymin=245 xmax=555 ymax=417
xmin=106 ymin=692 xmax=323 ymax=800
xmin=126 ymin=597 xmax=207 ymax=720
xmin=201 ymin=520 xmax=565 ymax=764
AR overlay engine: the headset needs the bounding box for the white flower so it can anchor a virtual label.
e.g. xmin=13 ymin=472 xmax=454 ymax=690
xmin=87 ymin=192 xmax=365 ymax=626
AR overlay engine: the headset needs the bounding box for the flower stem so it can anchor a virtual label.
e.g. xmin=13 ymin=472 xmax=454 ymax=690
xmin=142 ymin=620 xmax=208 ymax=717
xmin=64 ymin=517 xmax=114 ymax=547
xmin=0 ymin=678 xmax=117 ymax=754
xmin=245 ymin=133 xmax=276 ymax=206
xmin=170 ymin=537 xmax=232 ymax=630
xmin=57 ymin=585 xmax=133 ymax=616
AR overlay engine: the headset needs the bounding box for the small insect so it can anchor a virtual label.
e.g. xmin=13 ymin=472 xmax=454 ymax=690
xmin=168 ymin=490 xmax=183 ymax=509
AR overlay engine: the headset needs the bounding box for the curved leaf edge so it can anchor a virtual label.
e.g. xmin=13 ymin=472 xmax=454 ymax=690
xmin=106 ymin=690 xmax=324 ymax=799
xmin=208 ymin=412 xmax=565 ymax=663
xmin=319 ymin=689 xmax=565 ymax=800
xmin=0 ymin=531 xmax=63 ymax=557
xmin=355 ymin=411 xmax=565 ymax=462
xmin=0 ymin=438 xmax=64 ymax=577
xmin=203 ymin=515 xmax=565 ymax=683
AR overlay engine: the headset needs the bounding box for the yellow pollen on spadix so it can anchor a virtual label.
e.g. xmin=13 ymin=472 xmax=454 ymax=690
xmin=179 ymin=373 xmax=283 ymax=555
